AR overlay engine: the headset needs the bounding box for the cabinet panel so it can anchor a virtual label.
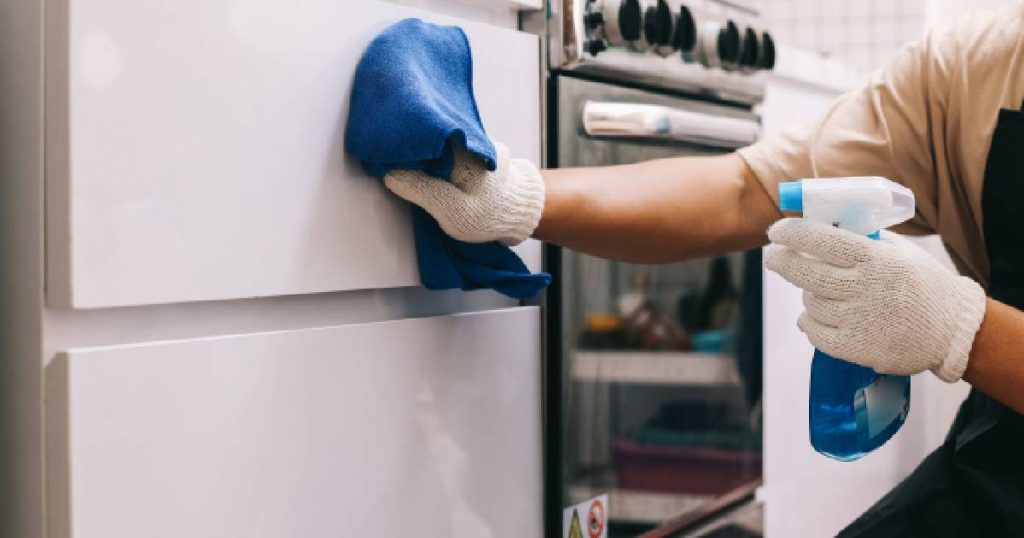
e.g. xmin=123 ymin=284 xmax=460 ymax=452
xmin=47 ymin=0 xmax=541 ymax=308
xmin=47 ymin=308 xmax=542 ymax=538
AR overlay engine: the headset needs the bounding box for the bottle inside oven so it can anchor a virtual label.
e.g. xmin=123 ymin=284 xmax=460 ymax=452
xmin=545 ymin=73 xmax=765 ymax=537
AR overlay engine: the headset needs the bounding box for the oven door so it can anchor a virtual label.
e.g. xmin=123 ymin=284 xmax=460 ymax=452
xmin=546 ymin=75 xmax=764 ymax=537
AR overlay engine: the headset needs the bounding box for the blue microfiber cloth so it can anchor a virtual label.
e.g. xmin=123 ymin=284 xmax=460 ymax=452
xmin=345 ymin=18 xmax=550 ymax=299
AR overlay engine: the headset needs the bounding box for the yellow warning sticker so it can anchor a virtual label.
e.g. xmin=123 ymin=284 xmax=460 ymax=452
xmin=568 ymin=509 xmax=583 ymax=538
xmin=563 ymin=494 xmax=608 ymax=538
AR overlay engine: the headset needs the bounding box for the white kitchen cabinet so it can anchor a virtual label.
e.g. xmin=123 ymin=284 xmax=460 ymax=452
xmin=46 ymin=0 xmax=542 ymax=308
xmin=2 ymin=1 xmax=543 ymax=537
xmin=47 ymin=308 xmax=542 ymax=538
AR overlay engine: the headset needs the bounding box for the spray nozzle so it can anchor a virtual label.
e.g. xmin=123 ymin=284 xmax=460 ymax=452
xmin=779 ymin=181 xmax=804 ymax=212
xmin=778 ymin=177 xmax=915 ymax=235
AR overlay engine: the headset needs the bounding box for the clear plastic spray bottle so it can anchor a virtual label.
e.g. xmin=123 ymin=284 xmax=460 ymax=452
xmin=778 ymin=177 xmax=916 ymax=461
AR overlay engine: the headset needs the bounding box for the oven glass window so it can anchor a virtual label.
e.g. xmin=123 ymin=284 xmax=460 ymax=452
xmin=559 ymin=250 xmax=763 ymax=536
xmin=550 ymin=75 xmax=764 ymax=537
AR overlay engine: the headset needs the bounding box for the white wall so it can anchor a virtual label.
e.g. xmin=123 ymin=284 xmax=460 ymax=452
xmin=763 ymin=0 xmax=1017 ymax=74
xmin=926 ymin=0 xmax=1015 ymax=25
xmin=760 ymin=55 xmax=970 ymax=537
xmin=762 ymin=0 xmax=928 ymax=74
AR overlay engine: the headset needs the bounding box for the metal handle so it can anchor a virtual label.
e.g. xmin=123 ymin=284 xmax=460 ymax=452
xmin=581 ymin=100 xmax=760 ymax=148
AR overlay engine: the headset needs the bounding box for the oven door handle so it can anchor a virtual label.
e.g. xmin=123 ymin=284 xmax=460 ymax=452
xmin=581 ymin=101 xmax=760 ymax=149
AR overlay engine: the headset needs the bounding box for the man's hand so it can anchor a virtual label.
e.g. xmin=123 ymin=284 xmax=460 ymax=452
xmin=384 ymin=142 xmax=545 ymax=246
xmin=764 ymin=218 xmax=987 ymax=382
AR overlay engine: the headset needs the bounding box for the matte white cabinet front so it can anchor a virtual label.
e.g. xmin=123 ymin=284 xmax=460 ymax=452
xmin=46 ymin=308 xmax=542 ymax=538
xmin=46 ymin=0 xmax=541 ymax=308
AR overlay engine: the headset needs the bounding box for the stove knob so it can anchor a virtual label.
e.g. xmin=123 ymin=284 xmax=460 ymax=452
xmin=644 ymin=0 xmax=676 ymax=56
xmin=584 ymin=11 xmax=605 ymax=30
xmin=619 ymin=0 xmax=644 ymax=43
xmin=584 ymin=39 xmax=608 ymax=56
xmin=599 ymin=0 xmax=644 ymax=47
xmin=675 ymin=5 xmax=697 ymax=56
xmin=739 ymin=26 xmax=759 ymax=71
xmin=758 ymin=31 xmax=776 ymax=70
xmin=717 ymin=20 xmax=741 ymax=69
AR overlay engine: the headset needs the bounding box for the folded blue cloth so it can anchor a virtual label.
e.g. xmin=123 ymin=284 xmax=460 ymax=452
xmin=345 ymin=18 xmax=550 ymax=299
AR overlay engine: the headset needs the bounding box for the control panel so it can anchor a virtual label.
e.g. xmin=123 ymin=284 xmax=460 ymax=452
xmin=584 ymin=0 xmax=774 ymax=71
xmin=532 ymin=0 xmax=776 ymax=105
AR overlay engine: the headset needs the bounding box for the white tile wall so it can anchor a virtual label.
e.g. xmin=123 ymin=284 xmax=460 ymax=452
xmin=762 ymin=0 xmax=928 ymax=74
xmin=926 ymin=0 xmax=1017 ymax=25
xmin=763 ymin=0 xmax=1017 ymax=74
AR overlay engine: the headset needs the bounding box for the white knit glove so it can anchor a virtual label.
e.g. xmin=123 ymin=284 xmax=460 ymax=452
xmin=383 ymin=142 xmax=544 ymax=246
xmin=764 ymin=218 xmax=987 ymax=382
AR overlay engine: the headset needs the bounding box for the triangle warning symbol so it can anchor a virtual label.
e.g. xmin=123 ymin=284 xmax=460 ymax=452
xmin=568 ymin=508 xmax=584 ymax=538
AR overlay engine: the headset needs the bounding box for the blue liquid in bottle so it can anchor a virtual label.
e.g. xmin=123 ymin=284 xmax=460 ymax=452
xmin=779 ymin=179 xmax=914 ymax=461
xmin=808 ymin=232 xmax=911 ymax=460
xmin=809 ymin=350 xmax=910 ymax=461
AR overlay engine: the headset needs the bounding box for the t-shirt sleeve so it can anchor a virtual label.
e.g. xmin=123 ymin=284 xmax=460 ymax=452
xmin=738 ymin=28 xmax=960 ymax=235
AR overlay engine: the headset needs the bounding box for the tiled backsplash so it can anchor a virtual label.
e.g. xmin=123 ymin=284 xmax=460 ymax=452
xmin=762 ymin=0 xmax=927 ymax=74
xmin=761 ymin=0 xmax=1016 ymax=74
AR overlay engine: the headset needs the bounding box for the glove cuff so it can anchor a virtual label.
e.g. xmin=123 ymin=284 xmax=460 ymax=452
xmin=933 ymin=277 xmax=987 ymax=383
xmin=498 ymin=158 xmax=545 ymax=246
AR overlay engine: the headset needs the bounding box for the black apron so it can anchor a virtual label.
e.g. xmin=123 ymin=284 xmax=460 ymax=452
xmin=838 ymin=107 xmax=1024 ymax=537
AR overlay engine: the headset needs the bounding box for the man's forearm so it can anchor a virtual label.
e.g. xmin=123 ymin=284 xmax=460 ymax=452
xmin=534 ymin=153 xmax=781 ymax=263
xmin=963 ymin=298 xmax=1024 ymax=414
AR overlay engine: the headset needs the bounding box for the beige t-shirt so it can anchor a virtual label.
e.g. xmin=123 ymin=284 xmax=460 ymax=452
xmin=738 ymin=3 xmax=1024 ymax=287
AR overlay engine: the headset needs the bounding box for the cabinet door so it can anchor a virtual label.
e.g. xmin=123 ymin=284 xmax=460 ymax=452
xmin=46 ymin=308 xmax=542 ymax=538
xmin=46 ymin=0 xmax=541 ymax=308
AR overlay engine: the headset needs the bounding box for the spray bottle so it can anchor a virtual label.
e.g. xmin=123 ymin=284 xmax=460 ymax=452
xmin=778 ymin=176 xmax=916 ymax=461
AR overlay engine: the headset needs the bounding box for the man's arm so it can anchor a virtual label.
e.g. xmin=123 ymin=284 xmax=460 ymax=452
xmin=535 ymin=153 xmax=780 ymax=263
xmin=963 ymin=299 xmax=1024 ymax=414
xmin=384 ymin=148 xmax=781 ymax=261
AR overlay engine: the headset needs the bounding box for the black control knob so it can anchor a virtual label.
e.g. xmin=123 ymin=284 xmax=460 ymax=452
xmin=717 ymin=20 xmax=741 ymax=64
xmin=674 ymin=5 xmax=697 ymax=54
xmin=619 ymin=0 xmax=643 ymax=42
xmin=644 ymin=0 xmax=675 ymax=52
xmin=583 ymin=1 xmax=606 ymax=56
xmin=739 ymin=27 xmax=759 ymax=68
xmin=585 ymin=39 xmax=608 ymax=56
xmin=759 ymin=31 xmax=776 ymax=70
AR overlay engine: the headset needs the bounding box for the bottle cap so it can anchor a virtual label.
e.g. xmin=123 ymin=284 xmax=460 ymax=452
xmin=778 ymin=181 xmax=803 ymax=212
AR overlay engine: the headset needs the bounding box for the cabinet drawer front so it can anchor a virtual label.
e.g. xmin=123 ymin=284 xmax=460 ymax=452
xmin=47 ymin=308 xmax=542 ymax=537
xmin=47 ymin=0 xmax=541 ymax=308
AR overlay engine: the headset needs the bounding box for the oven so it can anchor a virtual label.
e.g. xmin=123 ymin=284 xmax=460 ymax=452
xmin=528 ymin=1 xmax=772 ymax=536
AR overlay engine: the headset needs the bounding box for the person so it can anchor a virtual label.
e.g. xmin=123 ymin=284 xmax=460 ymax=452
xmin=381 ymin=4 xmax=1024 ymax=536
